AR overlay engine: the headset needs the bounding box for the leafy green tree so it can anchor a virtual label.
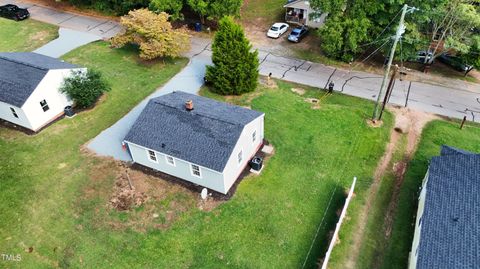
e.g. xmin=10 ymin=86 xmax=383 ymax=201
xmin=111 ymin=9 xmax=190 ymax=60
xmin=61 ymin=70 xmax=111 ymax=108
xmin=312 ymin=0 xmax=480 ymax=66
xmin=149 ymin=0 xmax=184 ymax=20
xmin=313 ymin=0 xmax=380 ymax=61
xmin=187 ymin=0 xmax=242 ymax=23
xmin=205 ymin=16 xmax=259 ymax=95
xmin=458 ymin=35 xmax=480 ymax=75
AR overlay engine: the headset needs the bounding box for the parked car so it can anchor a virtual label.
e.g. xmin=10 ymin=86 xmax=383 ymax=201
xmin=288 ymin=26 xmax=309 ymax=43
xmin=267 ymin=23 xmax=289 ymax=38
xmin=415 ymin=50 xmax=433 ymax=63
xmin=438 ymin=53 xmax=473 ymax=73
xmin=0 ymin=4 xmax=29 ymax=21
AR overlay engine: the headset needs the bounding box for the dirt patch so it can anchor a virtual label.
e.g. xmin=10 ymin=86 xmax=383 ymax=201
xmin=291 ymin=87 xmax=306 ymax=95
xmin=304 ymin=97 xmax=321 ymax=109
xmin=343 ymin=107 xmax=437 ymax=269
xmin=109 ymin=172 xmax=148 ymax=211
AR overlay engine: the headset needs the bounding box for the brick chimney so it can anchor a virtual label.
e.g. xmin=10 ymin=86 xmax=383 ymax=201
xmin=185 ymin=100 xmax=194 ymax=111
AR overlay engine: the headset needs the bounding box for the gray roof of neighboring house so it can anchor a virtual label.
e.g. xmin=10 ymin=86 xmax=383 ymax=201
xmin=284 ymin=0 xmax=311 ymax=9
xmin=0 ymin=52 xmax=78 ymax=107
xmin=124 ymin=91 xmax=264 ymax=172
xmin=417 ymin=146 xmax=480 ymax=269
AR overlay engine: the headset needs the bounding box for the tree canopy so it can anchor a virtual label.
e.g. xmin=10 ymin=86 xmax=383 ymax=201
xmin=205 ymin=16 xmax=259 ymax=95
xmin=149 ymin=0 xmax=184 ymax=20
xmin=187 ymin=0 xmax=242 ymax=23
xmin=111 ymin=9 xmax=190 ymax=60
xmin=312 ymin=0 xmax=480 ymax=66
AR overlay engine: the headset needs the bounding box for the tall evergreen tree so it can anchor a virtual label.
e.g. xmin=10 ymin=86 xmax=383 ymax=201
xmin=205 ymin=16 xmax=259 ymax=95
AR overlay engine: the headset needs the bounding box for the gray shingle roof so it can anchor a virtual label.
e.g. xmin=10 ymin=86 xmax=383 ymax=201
xmin=417 ymin=146 xmax=480 ymax=269
xmin=0 ymin=52 xmax=77 ymax=107
xmin=124 ymin=91 xmax=264 ymax=172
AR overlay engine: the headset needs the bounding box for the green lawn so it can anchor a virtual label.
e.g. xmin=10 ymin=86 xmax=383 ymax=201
xmin=0 ymin=55 xmax=393 ymax=269
xmin=327 ymin=119 xmax=480 ymax=269
xmin=0 ymin=18 xmax=58 ymax=51
xmin=380 ymin=120 xmax=480 ymax=269
xmin=241 ymin=0 xmax=285 ymax=25
xmin=0 ymin=41 xmax=188 ymax=268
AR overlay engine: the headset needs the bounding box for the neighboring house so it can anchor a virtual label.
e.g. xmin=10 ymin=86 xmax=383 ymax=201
xmin=123 ymin=91 xmax=265 ymax=194
xmin=284 ymin=0 xmax=327 ymax=28
xmin=0 ymin=52 xmax=85 ymax=132
xmin=408 ymin=146 xmax=480 ymax=269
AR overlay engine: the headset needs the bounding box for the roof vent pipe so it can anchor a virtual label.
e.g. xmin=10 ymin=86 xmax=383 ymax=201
xmin=185 ymin=100 xmax=194 ymax=111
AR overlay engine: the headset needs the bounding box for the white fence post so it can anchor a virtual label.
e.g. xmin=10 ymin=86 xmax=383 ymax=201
xmin=321 ymin=177 xmax=357 ymax=269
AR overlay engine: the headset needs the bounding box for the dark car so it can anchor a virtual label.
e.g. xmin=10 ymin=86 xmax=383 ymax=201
xmin=0 ymin=4 xmax=29 ymax=21
xmin=287 ymin=26 xmax=308 ymax=43
xmin=438 ymin=53 xmax=473 ymax=73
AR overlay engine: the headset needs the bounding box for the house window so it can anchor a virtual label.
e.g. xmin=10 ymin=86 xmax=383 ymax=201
xmin=238 ymin=150 xmax=243 ymax=164
xmin=165 ymin=155 xmax=175 ymax=166
xmin=191 ymin=164 xmax=201 ymax=177
xmin=40 ymin=99 xmax=49 ymax=112
xmin=147 ymin=150 xmax=157 ymax=162
xmin=252 ymin=130 xmax=257 ymax=142
xmin=10 ymin=107 xmax=18 ymax=118
xmin=418 ymin=216 xmax=423 ymax=227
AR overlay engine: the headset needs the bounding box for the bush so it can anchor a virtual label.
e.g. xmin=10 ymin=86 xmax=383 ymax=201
xmin=61 ymin=69 xmax=111 ymax=108
xmin=205 ymin=16 xmax=259 ymax=95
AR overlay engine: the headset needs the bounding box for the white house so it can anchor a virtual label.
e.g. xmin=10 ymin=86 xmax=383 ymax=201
xmin=123 ymin=91 xmax=265 ymax=194
xmin=408 ymin=146 xmax=480 ymax=269
xmin=0 ymin=52 xmax=85 ymax=132
xmin=284 ymin=0 xmax=327 ymax=28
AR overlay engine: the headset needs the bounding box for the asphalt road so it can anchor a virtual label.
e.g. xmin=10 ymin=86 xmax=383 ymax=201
xmin=1 ymin=0 xmax=122 ymax=38
xmin=257 ymin=50 xmax=480 ymax=122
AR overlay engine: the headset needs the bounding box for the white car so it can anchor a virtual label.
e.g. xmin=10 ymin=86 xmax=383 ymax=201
xmin=267 ymin=23 xmax=289 ymax=38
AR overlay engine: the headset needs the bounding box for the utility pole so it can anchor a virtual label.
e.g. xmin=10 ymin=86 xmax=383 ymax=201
xmin=372 ymin=4 xmax=416 ymax=122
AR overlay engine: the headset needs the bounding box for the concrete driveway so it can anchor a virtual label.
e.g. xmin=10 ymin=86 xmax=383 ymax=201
xmin=34 ymin=28 xmax=100 ymax=57
xmin=0 ymin=0 xmax=122 ymax=38
xmin=87 ymin=38 xmax=212 ymax=161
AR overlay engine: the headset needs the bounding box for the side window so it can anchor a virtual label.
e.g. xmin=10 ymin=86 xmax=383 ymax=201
xmin=147 ymin=150 xmax=157 ymax=162
xmin=40 ymin=99 xmax=49 ymax=112
xmin=191 ymin=164 xmax=201 ymax=177
xmin=165 ymin=155 xmax=175 ymax=166
xmin=252 ymin=130 xmax=257 ymax=143
xmin=238 ymin=150 xmax=243 ymax=164
xmin=10 ymin=107 xmax=18 ymax=118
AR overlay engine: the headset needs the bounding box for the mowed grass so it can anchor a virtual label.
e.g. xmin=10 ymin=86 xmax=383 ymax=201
xmin=0 ymin=18 xmax=58 ymax=51
xmin=0 ymin=41 xmax=188 ymax=268
xmin=0 ymin=55 xmax=393 ymax=269
xmin=241 ymin=0 xmax=285 ymax=25
xmin=379 ymin=120 xmax=480 ymax=269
